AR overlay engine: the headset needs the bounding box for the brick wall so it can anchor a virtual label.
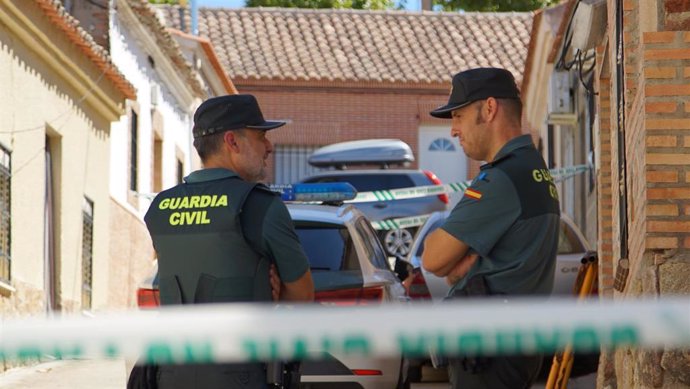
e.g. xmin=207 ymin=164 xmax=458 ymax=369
xmin=69 ymin=0 xmax=110 ymax=50
xmin=599 ymin=23 xmax=690 ymax=387
xmin=664 ymin=0 xmax=690 ymax=30
xmin=642 ymin=31 xmax=690 ymax=252
xmin=236 ymin=86 xmax=452 ymax=182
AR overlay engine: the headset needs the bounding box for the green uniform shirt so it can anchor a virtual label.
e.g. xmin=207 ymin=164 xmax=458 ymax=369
xmin=442 ymin=135 xmax=560 ymax=296
xmin=185 ymin=168 xmax=310 ymax=283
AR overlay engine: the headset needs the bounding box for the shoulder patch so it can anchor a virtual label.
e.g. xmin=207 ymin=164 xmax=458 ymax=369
xmin=464 ymin=188 xmax=482 ymax=200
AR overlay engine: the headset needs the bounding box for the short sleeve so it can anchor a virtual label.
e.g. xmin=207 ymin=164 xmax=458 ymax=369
xmin=441 ymin=169 xmax=521 ymax=256
xmin=261 ymin=198 xmax=311 ymax=283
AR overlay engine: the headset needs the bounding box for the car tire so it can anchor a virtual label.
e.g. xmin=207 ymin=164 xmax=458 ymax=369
xmin=381 ymin=227 xmax=415 ymax=257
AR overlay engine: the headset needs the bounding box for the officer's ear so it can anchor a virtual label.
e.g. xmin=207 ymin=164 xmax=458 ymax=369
xmin=223 ymin=131 xmax=240 ymax=152
xmin=484 ymin=97 xmax=499 ymax=122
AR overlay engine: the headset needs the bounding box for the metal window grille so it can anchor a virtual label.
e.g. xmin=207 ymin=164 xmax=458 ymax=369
xmin=130 ymin=111 xmax=138 ymax=191
xmin=81 ymin=197 xmax=94 ymax=310
xmin=273 ymin=145 xmax=324 ymax=185
xmin=0 ymin=146 xmax=10 ymax=283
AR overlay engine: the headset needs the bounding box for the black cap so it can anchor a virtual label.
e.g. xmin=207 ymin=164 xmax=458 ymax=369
xmin=192 ymin=94 xmax=286 ymax=138
xmin=430 ymin=68 xmax=521 ymax=119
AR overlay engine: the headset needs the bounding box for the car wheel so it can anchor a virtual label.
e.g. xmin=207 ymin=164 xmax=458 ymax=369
xmin=383 ymin=227 xmax=414 ymax=257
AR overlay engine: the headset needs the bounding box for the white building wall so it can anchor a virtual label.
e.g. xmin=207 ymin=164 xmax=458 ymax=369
xmin=105 ymin=12 xmax=196 ymax=308
xmin=109 ymin=16 xmax=194 ymax=215
xmin=0 ymin=14 xmax=116 ymax=314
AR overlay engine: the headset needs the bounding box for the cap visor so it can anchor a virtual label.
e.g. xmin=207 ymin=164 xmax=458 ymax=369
xmin=246 ymin=120 xmax=287 ymax=130
xmin=429 ymin=101 xmax=472 ymax=119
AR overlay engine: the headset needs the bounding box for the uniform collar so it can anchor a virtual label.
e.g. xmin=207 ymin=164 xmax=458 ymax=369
xmin=184 ymin=168 xmax=241 ymax=183
xmin=481 ymin=134 xmax=534 ymax=170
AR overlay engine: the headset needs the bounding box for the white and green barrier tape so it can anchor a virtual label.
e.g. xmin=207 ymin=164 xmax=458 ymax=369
xmin=371 ymin=214 xmax=433 ymax=231
xmin=0 ymin=298 xmax=688 ymax=363
xmin=366 ymin=164 xmax=590 ymax=230
xmin=353 ymin=164 xmax=590 ymax=204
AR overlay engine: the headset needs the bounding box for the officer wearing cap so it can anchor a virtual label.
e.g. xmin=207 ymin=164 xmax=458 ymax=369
xmin=422 ymin=68 xmax=560 ymax=389
xmin=144 ymin=94 xmax=314 ymax=389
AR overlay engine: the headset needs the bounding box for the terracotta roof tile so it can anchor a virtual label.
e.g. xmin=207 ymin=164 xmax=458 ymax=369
xmin=155 ymin=6 xmax=533 ymax=86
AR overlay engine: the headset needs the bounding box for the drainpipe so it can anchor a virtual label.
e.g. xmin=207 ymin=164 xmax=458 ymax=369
xmin=613 ymin=0 xmax=629 ymax=292
xmin=191 ymin=0 xmax=198 ymax=36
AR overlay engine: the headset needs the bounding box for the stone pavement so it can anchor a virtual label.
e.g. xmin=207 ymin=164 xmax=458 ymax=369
xmin=0 ymin=359 xmax=126 ymax=389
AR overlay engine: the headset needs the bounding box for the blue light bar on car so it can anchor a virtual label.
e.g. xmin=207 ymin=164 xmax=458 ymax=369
xmin=270 ymin=183 xmax=357 ymax=202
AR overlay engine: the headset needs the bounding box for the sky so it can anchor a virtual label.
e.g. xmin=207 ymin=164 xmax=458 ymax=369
xmin=195 ymin=0 xmax=421 ymax=11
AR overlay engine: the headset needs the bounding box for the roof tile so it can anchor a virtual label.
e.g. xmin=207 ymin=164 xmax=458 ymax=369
xmin=155 ymin=6 xmax=532 ymax=85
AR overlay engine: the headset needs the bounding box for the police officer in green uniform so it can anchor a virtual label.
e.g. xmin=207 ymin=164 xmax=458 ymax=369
xmin=144 ymin=94 xmax=314 ymax=389
xmin=422 ymin=68 xmax=560 ymax=389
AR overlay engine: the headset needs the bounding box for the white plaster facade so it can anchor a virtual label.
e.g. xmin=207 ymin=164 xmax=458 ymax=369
xmin=0 ymin=0 xmax=131 ymax=317
xmin=104 ymin=0 xmax=204 ymax=308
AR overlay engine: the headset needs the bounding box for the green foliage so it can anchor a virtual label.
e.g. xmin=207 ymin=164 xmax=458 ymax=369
xmin=245 ymin=0 xmax=395 ymax=10
xmin=434 ymin=0 xmax=558 ymax=11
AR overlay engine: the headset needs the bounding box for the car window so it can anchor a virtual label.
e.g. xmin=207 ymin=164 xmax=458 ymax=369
xmin=295 ymin=225 xmax=360 ymax=271
xmin=557 ymin=220 xmax=586 ymax=254
xmin=355 ymin=218 xmax=391 ymax=270
xmin=306 ymin=174 xmax=415 ymax=192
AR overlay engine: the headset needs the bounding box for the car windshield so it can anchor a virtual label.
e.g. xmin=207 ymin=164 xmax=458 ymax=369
xmin=307 ymin=174 xmax=415 ymax=192
xmin=295 ymin=225 xmax=359 ymax=271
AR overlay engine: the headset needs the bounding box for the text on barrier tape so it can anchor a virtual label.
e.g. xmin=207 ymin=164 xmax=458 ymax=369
xmin=0 ymin=298 xmax=688 ymax=364
xmin=349 ymin=164 xmax=590 ymax=204
xmin=367 ymin=165 xmax=590 ymax=230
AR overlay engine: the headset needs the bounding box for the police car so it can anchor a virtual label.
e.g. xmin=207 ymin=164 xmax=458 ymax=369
xmin=300 ymin=139 xmax=448 ymax=258
xmin=137 ymin=183 xmax=412 ymax=389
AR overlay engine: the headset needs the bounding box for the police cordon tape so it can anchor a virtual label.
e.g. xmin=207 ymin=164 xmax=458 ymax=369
xmin=366 ymin=164 xmax=590 ymax=230
xmin=350 ymin=164 xmax=590 ymax=204
xmin=1 ymin=298 xmax=688 ymax=364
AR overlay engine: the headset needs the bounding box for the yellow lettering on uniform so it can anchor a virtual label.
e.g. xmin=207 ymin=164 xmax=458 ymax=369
xmin=200 ymin=211 xmax=211 ymax=224
xmin=159 ymin=198 xmax=170 ymax=209
xmin=179 ymin=197 xmax=190 ymax=209
xmin=543 ymin=169 xmax=553 ymax=182
xmin=549 ymin=184 xmax=560 ymax=201
xmin=533 ymin=170 xmax=543 ymax=182
xmin=200 ymin=195 xmax=212 ymax=207
xmin=215 ymin=195 xmax=228 ymax=207
xmin=169 ymin=212 xmax=181 ymax=225
xmin=189 ymin=196 xmax=200 ymax=208
xmin=184 ymin=212 xmax=195 ymax=225
xmin=169 ymin=198 xmax=181 ymax=210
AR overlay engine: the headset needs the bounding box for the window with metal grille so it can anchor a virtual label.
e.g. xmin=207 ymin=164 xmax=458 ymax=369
xmin=273 ymin=145 xmax=324 ymax=185
xmin=129 ymin=110 xmax=138 ymax=192
xmin=0 ymin=146 xmax=10 ymax=283
xmin=81 ymin=197 xmax=94 ymax=310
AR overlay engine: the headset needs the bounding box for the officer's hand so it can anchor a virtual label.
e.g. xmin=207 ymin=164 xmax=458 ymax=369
xmin=270 ymin=264 xmax=282 ymax=301
xmin=445 ymin=252 xmax=479 ymax=286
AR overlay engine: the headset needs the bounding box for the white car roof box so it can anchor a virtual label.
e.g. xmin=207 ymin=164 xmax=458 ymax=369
xmin=308 ymin=139 xmax=414 ymax=169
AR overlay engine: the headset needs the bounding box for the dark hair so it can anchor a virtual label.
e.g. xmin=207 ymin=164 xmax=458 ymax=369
xmin=193 ymin=131 xmax=226 ymax=161
xmin=498 ymin=98 xmax=523 ymax=122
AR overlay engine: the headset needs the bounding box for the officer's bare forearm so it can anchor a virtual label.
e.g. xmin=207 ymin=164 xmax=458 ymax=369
xmin=280 ymin=271 xmax=315 ymax=302
xmin=422 ymin=228 xmax=470 ymax=276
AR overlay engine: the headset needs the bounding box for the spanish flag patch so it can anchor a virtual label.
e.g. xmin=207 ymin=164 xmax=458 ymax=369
xmin=464 ymin=188 xmax=482 ymax=200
